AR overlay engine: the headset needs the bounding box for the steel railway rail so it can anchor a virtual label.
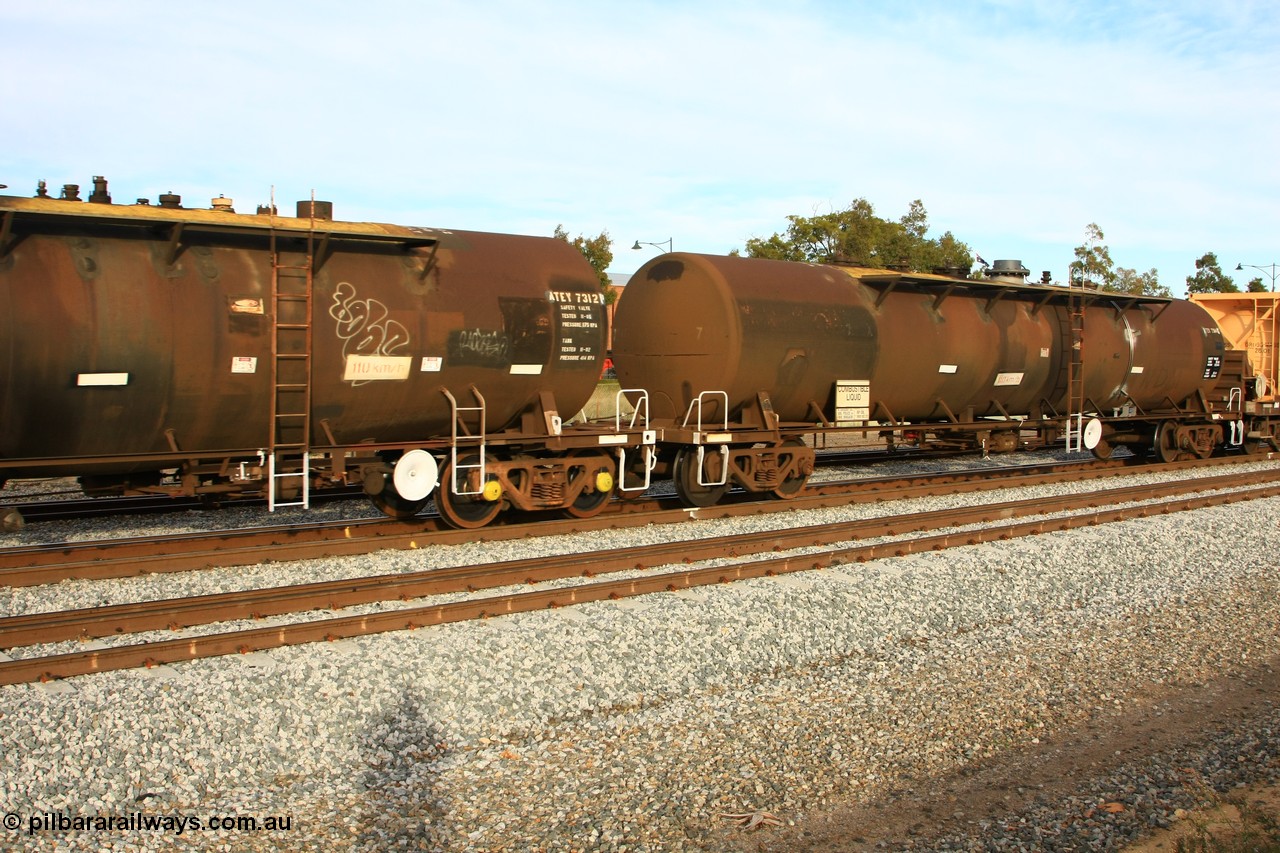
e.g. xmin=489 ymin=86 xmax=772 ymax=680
xmin=0 ymin=446 xmax=962 ymax=530
xmin=1 ymin=465 xmax=1278 ymax=685
xmin=0 ymin=485 xmax=367 ymax=526
xmin=4 ymin=468 xmax=1279 ymax=649
xmin=0 ymin=455 xmax=1239 ymax=588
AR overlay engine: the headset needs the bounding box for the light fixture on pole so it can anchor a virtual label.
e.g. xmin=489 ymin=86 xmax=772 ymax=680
xmin=631 ymin=238 xmax=672 ymax=253
xmin=1235 ymin=262 xmax=1278 ymax=292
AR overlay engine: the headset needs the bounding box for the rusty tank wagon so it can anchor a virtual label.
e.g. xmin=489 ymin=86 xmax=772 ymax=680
xmin=2 ymin=175 xmax=1276 ymax=528
xmin=0 ymin=177 xmax=640 ymax=528
xmin=613 ymin=253 xmax=1270 ymax=506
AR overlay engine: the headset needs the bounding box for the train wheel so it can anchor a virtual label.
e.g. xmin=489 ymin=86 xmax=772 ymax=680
xmin=366 ymin=449 xmax=437 ymax=519
xmin=771 ymin=439 xmax=810 ymax=499
xmin=370 ymin=488 xmax=430 ymax=519
xmin=2 ymin=507 xmax=24 ymax=533
xmin=672 ymin=448 xmax=728 ymax=508
xmin=565 ymin=487 xmax=611 ymax=519
xmin=1081 ymin=417 xmax=1113 ymax=460
xmin=1122 ymin=441 xmax=1151 ymax=460
xmin=437 ymin=456 xmax=503 ymax=529
xmin=563 ymin=452 xmax=616 ymax=520
xmin=1154 ymin=422 xmax=1183 ymax=463
xmin=1246 ymin=421 xmax=1280 ymax=454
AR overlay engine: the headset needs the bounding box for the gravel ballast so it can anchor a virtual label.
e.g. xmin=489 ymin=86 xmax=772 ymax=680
xmin=0 ymin=456 xmax=1278 ymax=851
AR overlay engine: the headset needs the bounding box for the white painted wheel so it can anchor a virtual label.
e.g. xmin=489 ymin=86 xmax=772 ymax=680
xmin=1082 ymin=417 xmax=1104 ymax=450
xmin=392 ymin=449 xmax=439 ymax=502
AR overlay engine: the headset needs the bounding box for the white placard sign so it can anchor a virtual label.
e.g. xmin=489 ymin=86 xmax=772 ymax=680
xmin=343 ymin=355 xmax=413 ymax=381
xmin=835 ymin=380 xmax=871 ymax=423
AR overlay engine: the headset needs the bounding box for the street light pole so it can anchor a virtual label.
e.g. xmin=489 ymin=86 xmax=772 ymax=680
xmin=1236 ymin=262 xmax=1279 ymax=292
xmin=631 ymin=238 xmax=673 ymax=254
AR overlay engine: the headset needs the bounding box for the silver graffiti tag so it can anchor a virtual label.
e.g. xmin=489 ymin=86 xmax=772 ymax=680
xmin=330 ymin=281 xmax=411 ymax=385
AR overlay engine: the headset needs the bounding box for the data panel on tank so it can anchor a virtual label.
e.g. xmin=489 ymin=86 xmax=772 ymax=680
xmin=548 ymin=289 xmax=604 ymax=367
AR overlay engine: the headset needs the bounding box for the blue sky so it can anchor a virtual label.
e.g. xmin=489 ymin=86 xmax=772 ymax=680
xmin=3 ymin=1 xmax=1277 ymax=291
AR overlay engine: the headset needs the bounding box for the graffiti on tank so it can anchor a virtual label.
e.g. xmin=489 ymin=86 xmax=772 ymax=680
xmin=329 ymin=282 xmax=411 ymax=379
xmin=330 ymin=282 xmax=411 ymax=356
xmin=455 ymin=328 xmax=510 ymax=361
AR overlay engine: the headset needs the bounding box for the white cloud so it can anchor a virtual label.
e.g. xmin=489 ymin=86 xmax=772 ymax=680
xmin=2 ymin=0 xmax=1276 ymax=289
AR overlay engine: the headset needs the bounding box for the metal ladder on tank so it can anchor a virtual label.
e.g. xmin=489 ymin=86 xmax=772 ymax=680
xmin=682 ymin=391 xmax=731 ymax=488
xmin=266 ymin=203 xmax=315 ymax=510
xmin=1063 ymin=283 xmax=1087 ymax=452
xmin=615 ymin=388 xmax=655 ymax=493
xmin=441 ymin=388 xmax=487 ymax=496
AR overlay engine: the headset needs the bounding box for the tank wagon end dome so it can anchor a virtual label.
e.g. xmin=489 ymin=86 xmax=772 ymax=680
xmin=612 ymin=253 xmax=740 ymax=421
xmin=613 ymin=252 xmax=880 ymax=424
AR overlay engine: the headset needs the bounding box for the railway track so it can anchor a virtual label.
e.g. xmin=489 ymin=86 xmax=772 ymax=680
xmin=0 ymin=484 xmax=367 ymax=526
xmin=2 ymin=461 xmax=1277 ymax=686
xmin=0 ymin=454 xmax=1226 ymax=589
xmin=0 ymin=446 xmax=945 ymax=528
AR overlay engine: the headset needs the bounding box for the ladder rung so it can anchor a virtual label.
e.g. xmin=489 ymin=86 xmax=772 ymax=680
xmin=275 ymin=353 xmax=310 ymax=360
xmin=275 ymin=323 xmax=311 ymax=329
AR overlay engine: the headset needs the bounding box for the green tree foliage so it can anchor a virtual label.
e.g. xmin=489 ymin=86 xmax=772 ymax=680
xmin=1246 ymin=277 xmax=1267 ymax=293
xmin=1185 ymin=252 xmax=1239 ymax=295
xmin=554 ymin=225 xmax=616 ymax=304
xmin=1113 ymin=267 xmax=1171 ymax=298
xmin=738 ymin=198 xmax=973 ymax=273
xmin=1068 ymin=223 xmax=1117 ymax=289
xmin=1069 ymin=223 xmax=1172 ymax=296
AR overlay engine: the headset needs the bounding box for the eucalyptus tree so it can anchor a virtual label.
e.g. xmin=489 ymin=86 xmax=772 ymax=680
xmin=739 ymin=198 xmax=973 ymax=273
xmin=1184 ymin=252 xmax=1239 ymax=295
xmin=554 ymin=225 xmax=616 ymax=303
